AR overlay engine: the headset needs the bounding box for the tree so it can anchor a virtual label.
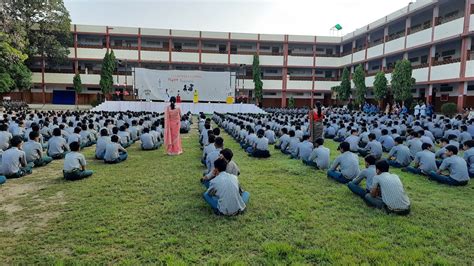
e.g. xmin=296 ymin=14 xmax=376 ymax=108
xmin=100 ymin=51 xmax=115 ymax=97
xmin=73 ymin=73 xmax=83 ymax=106
xmin=373 ymin=71 xmax=388 ymax=106
xmin=391 ymin=59 xmax=416 ymax=103
xmin=334 ymin=67 xmax=351 ymax=102
xmin=252 ymin=54 xmax=263 ymax=105
xmin=288 ymin=96 xmax=296 ymax=108
xmin=0 ymin=0 xmax=71 ymax=103
xmin=353 ymin=65 xmax=367 ymax=106
xmin=0 ymin=33 xmax=32 ymax=93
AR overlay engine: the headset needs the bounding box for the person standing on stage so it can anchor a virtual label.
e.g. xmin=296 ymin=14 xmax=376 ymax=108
xmin=164 ymin=96 xmax=183 ymax=155
xmin=309 ymin=101 xmax=324 ymax=146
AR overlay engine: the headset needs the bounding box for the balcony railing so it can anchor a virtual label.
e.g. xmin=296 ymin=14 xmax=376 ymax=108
xmin=368 ymin=39 xmax=383 ymax=48
xmin=110 ymin=45 xmax=138 ymax=50
xmin=289 ymin=76 xmax=313 ymax=81
xmin=288 ymin=52 xmax=313 ymax=57
xmin=385 ymin=31 xmax=405 ymax=42
xmin=435 ymin=11 xmax=464 ymax=26
xmin=201 ymin=49 xmax=228 ymax=54
xmin=172 ymin=48 xmax=199 ymax=53
xmin=408 ymin=21 xmax=432 ymax=35
xmin=316 ymin=53 xmax=340 ymax=58
xmin=314 ymin=77 xmax=339 ymax=81
xmin=262 ymin=76 xmax=283 ymax=80
xmin=340 ymin=51 xmax=352 ymax=57
xmin=468 ymin=50 xmax=473 ymax=60
xmin=77 ymin=44 xmax=104 ymax=49
xmin=412 ymin=62 xmax=429 ymax=69
xmin=432 ymin=57 xmax=461 ymax=66
xmin=230 ymin=50 xmax=257 ymax=55
xmin=141 ymin=46 xmax=169 ymax=51
xmin=259 ymin=51 xmax=284 ymax=56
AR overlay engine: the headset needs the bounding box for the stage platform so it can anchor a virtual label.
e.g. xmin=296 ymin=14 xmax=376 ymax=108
xmin=91 ymin=101 xmax=265 ymax=114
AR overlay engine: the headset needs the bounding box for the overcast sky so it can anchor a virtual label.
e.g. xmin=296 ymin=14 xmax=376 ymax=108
xmin=64 ymin=0 xmax=412 ymax=36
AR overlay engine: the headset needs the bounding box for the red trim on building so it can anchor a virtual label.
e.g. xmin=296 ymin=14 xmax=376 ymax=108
xmin=257 ymin=34 xmax=260 ymax=56
xmin=457 ymin=0 xmax=473 ymax=110
xmin=227 ymin=32 xmax=231 ymax=65
xmin=106 ymin=26 xmax=110 ymax=51
xmin=74 ymin=24 xmax=78 ymax=74
xmin=138 ymin=28 xmax=142 ymax=66
xmin=281 ymin=35 xmax=289 ymax=107
xmin=168 ymin=29 xmax=172 ymax=69
xmin=311 ymin=36 xmax=317 ymax=107
xmin=198 ymin=31 xmax=202 ymax=69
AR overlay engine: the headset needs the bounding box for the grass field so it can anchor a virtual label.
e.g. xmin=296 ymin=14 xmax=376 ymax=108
xmin=0 ymin=121 xmax=472 ymax=264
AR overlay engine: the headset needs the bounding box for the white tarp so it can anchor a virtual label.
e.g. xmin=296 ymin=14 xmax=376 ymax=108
xmin=135 ymin=68 xmax=235 ymax=102
xmin=91 ymin=101 xmax=266 ymax=114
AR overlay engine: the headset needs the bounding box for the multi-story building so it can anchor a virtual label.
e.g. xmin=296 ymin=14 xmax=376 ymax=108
xmin=13 ymin=0 xmax=474 ymax=109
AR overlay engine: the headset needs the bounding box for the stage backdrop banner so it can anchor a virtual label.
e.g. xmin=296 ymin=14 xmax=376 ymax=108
xmin=135 ymin=68 xmax=235 ymax=102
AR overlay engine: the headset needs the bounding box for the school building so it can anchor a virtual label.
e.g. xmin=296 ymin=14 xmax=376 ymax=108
xmin=13 ymin=0 xmax=474 ymax=109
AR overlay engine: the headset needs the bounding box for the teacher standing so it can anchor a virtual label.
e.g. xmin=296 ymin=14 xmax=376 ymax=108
xmin=309 ymin=101 xmax=324 ymax=145
xmin=164 ymin=96 xmax=183 ymax=155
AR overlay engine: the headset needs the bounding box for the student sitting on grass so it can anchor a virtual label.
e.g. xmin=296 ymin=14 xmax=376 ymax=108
xmin=67 ymin=127 xmax=83 ymax=148
xmin=462 ymin=140 xmax=474 ymax=178
xmin=203 ymin=158 xmax=249 ymax=216
xmin=428 ymin=145 xmax=470 ymax=186
xmin=345 ymin=129 xmax=360 ymax=152
xmin=274 ymin=128 xmax=290 ymax=151
xmin=1 ymin=136 xmax=33 ymax=179
xmin=0 ymin=123 xmax=13 ymax=151
xmin=180 ymin=115 xmax=191 ymax=134
xmin=364 ymin=160 xmax=411 ymax=215
xmin=407 ymin=131 xmax=423 ymax=158
xmin=63 ymin=141 xmax=93 ymax=181
xmin=435 ymin=138 xmax=449 ymax=167
xmin=327 ymin=142 xmax=360 ymax=184
xmin=386 ymin=137 xmax=413 ymax=168
xmin=95 ymin=129 xmax=110 ymax=160
xmin=202 ymin=134 xmax=216 ymax=165
xmin=358 ymin=133 xmax=382 ymax=160
xmin=379 ymin=129 xmax=395 ymax=152
xmin=303 ymin=138 xmax=330 ymax=169
xmin=200 ymin=123 xmax=211 ymax=147
xmin=80 ymin=124 xmax=95 ymax=147
xmin=264 ymin=125 xmax=276 ymax=145
xmin=204 ymin=137 xmax=224 ymax=176
xmin=291 ymin=135 xmax=313 ymax=160
xmin=404 ymin=143 xmax=437 ymax=175
xmin=140 ymin=128 xmax=160 ymax=150
xmin=248 ymin=129 xmax=270 ymax=158
xmin=347 ymin=155 xmax=377 ymax=198
xmin=47 ymin=128 xmax=69 ymax=159
xmin=118 ymin=125 xmax=132 ymax=148
xmin=104 ymin=135 xmax=128 ymax=164
xmin=221 ymin=148 xmax=240 ymax=176
xmin=23 ymin=131 xmax=53 ymax=167
xmin=243 ymin=128 xmax=257 ymax=152
xmin=283 ymin=130 xmax=299 ymax=155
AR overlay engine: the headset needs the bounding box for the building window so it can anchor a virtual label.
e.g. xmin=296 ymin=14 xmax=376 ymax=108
xmin=467 ymin=85 xmax=474 ymax=91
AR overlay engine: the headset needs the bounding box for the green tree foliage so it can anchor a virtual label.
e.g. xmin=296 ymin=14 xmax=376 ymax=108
xmin=441 ymin=103 xmax=457 ymax=117
xmin=373 ymin=71 xmax=388 ymax=104
xmin=288 ymin=96 xmax=296 ymax=108
xmin=391 ymin=59 xmax=416 ymax=103
xmin=1 ymin=0 xmax=72 ymax=65
xmin=252 ymin=55 xmax=263 ymax=104
xmin=334 ymin=67 xmax=351 ymax=102
xmin=100 ymin=50 xmax=117 ymax=95
xmin=73 ymin=73 xmax=82 ymax=105
xmin=353 ymin=65 xmax=366 ymax=105
xmin=0 ymin=33 xmax=31 ymax=93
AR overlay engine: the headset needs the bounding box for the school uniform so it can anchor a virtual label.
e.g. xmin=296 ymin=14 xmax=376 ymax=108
xmin=327 ymin=151 xmax=360 ymax=183
xmin=104 ymin=142 xmax=128 ymax=164
xmin=429 ymin=156 xmax=470 ymax=186
xmin=23 ymin=140 xmax=52 ymax=167
xmin=304 ymin=146 xmax=330 ymax=169
xmin=63 ymin=151 xmax=93 ymax=180
xmin=463 ymin=147 xmax=474 ymax=178
xmin=359 ymin=140 xmax=383 ymax=160
xmin=205 ymin=148 xmax=222 ymax=176
xmin=364 ymin=172 xmax=411 ymax=215
xmin=95 ymin=136 xmax=110 ymax=159
xmin=118 ymin=131 xmax=132 ymax=148
xmin=345 ymin=135 xmax=360 ymax=152
xmin=140 ymin=133 xmax=159 ymax=150
xmin=406 ymin=150 xmax=437 ymax=175
xmin=251 ymin=137 xmax=270 ymax=158
xmin=1 ymin=147 xmax=33 ymax=179
xmin=379 ymin=135 xmax=395 ymax=152
xmin=348 ymin=165 xmax=376 ymax=198
xmin=407 ymin=138 xmax=423 ymax=158
xmin=203 ymin=171 xmax=249 ymax=216
xmin=275 ymin=134 xmax=290 ymax=150
xmin=293 ymin=140 xmax=313 ymax=160
xmin=47 ymin=136 xmax=69 ymax=159
xmin=387 ymin=144 xmax=413 ymax=167
xmin=0 ymin=131 xmax=12 ymax=151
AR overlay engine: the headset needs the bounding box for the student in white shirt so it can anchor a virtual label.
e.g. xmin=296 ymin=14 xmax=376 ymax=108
xmin=303 ymin=138 xmax=330 ymax=169
xmin=140 ymin=128 xmax=159 ymax=150
xmin=23 ymin=131 xmax=53 ymax=167
xmin=2 ymin=136 xmax=34 ymax=179
xmin=63 ymin=141 xmax=93 ymax=181
xmin=203 ymin=158 xmax=249 ymax=216
xmin=47 ymin=128 xmax=69 ymax=159
xmin=202 ymin=134 xmax=216 ymax=165
xmin=364 ymin=160 xmax=411 ymax=215
xmin=249 ymin=129 xmax=270 ymax=158
xmin=0 ymin=124 xmax=12 ymax=151
xmin=104 ymin=135 xmax=128 ymax=164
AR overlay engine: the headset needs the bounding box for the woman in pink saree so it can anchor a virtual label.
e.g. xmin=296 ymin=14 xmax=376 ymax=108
xmin=164 ymin=96 xmax=183 ymax=155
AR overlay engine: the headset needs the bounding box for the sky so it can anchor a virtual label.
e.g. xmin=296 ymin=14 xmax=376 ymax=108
xmin=64 ymin=0 xmax=412 ymax=36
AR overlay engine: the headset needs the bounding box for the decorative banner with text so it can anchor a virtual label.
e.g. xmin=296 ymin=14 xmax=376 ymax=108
xmin=135 ymin=68 xmax=235 ymax=102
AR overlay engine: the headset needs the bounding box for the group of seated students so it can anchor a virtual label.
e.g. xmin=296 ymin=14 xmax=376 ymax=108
xmin=0 ymin=109 xmax=192 ymax=184
xmin=197 ymin=113 xmax=250 ymax=216
xmin=211 ymin=106 xmax=473 ymax=215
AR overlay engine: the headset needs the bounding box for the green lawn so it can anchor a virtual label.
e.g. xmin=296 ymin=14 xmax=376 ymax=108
xmin=0 ymin=122 xmax=472 ymax=264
